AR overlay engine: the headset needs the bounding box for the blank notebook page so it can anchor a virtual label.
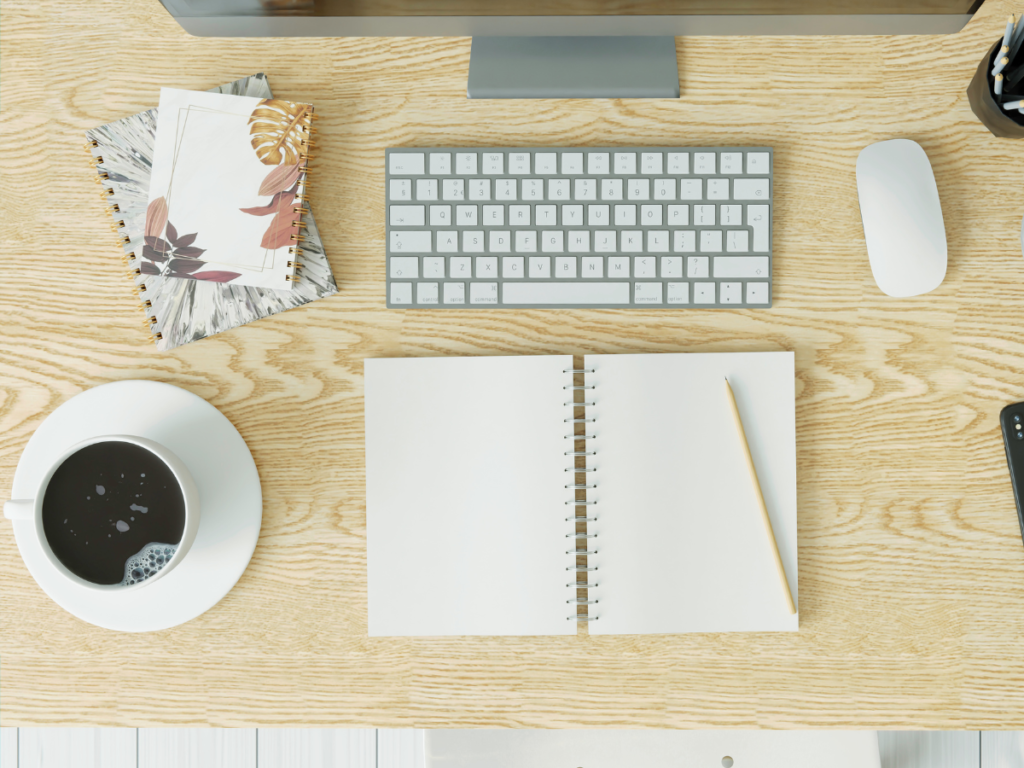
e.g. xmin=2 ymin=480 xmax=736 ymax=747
xmin=365 ymin=356 xmax=575 ymax=637
xmin=588 ymin=351 xmax=798 ymax=635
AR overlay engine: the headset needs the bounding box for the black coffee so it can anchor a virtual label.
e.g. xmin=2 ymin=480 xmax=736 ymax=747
xmin=41 ymin=441 xmax=185 ymax=586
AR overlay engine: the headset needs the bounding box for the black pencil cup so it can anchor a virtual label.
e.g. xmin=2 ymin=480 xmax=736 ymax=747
xmin=968 ymin=38 xmax=1024 ymax=138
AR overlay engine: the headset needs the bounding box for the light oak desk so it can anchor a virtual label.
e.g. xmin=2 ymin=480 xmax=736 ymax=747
xmin=4 ymin=0 xmax=1024 ymax=729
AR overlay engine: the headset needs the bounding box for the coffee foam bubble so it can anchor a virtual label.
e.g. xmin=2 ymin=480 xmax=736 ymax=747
xmin=120 ymin=542 xmax=178 ymax=587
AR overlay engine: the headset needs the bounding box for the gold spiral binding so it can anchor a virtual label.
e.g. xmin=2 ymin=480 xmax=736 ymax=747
xmin=287 ymin=261 xmax=303 ymax=269
xmin=290 ymin=233 xmax=307 ymax=242
xmin=285 ymin=274 xmax=301 ymax=282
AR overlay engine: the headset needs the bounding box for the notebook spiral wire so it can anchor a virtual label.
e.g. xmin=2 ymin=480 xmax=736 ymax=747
xmin=286 ymin=108 xmax=317 ymax=284
xmin=85 ymin=137 xmax=163 ymax=340
xmin=564 ymin=366 xmax=598 ymax=622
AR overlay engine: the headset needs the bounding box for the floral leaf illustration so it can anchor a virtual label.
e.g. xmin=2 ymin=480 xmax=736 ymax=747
xmin=261 ymin=208 xmax=298 ymax=250
xmin=172 ymin=232 xmax=197 ymax=248
xmin=142 ymin=244 xmax=169 ymax=263
xmin=145 ymin=236 xmax=172 ymax=253
xmin=241 ymin=190 xmax=295 ymax=217
xmin=259 ymin=163 xmax=301 ymax=196
xmin=173 ymin=246 xmax=207 ymax=259
xmin=248 ymin=100 xmax=310 ymax=166
xmin=191 ymin=271 xmax=242 ymax=283
xmin=145 ymin=197 xmax=168 ymax=238
xmin=166 ymin=221 xmax=178 ymax=245
xmin=139 ymin=262 xmax=160 ymax=275
xmin=166 ymin=258 xmax=205 ymax=274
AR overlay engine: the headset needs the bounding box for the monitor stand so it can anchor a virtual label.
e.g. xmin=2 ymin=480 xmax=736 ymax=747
xmin=467 ymin=36 xmax=679 ymax=99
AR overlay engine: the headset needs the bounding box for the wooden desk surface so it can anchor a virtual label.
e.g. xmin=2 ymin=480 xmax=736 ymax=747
xmin=4 ymin=0 xmax=1024 ymax=729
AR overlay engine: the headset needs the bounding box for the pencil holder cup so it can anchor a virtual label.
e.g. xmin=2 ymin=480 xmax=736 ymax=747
xmin=968 ymin=38 xmax=1024 ymax=138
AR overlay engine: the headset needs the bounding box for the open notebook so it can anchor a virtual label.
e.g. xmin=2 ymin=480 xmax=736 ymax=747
xmin=365 ymin=352 xmax=797 ymax=637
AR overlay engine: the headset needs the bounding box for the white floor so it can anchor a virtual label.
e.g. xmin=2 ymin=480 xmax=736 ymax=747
xmin=0 ymin=729 xmax=1019 ymax=768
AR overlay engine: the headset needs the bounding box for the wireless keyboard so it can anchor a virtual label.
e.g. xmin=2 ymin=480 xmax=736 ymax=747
xmin=385 ymin=147 xmax=773 ymax=308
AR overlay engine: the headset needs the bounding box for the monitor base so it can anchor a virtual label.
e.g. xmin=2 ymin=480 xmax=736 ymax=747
xmin=467 ymin=36 xmax=680 ymax=99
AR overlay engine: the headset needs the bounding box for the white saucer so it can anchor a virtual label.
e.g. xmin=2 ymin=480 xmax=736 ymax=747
xmin=9 ymin=381 xmax=262 ymax=632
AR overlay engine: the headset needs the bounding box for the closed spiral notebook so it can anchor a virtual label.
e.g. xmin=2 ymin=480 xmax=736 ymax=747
xmin=365 ymin=351 xmax=798 ymax=637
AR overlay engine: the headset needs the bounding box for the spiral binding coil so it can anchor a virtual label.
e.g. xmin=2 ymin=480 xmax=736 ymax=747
xmin=284 ymin=107 xmax=317 ymax=285
xmin=564 ymin=366 xmax=598 ymax=622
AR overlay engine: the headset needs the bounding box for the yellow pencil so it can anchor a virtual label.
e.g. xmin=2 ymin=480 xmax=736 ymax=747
xmin=724 ymin=377 xmax=797 ymax=615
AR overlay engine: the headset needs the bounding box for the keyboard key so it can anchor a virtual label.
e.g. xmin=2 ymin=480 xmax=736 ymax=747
xmin=748 ymin=205 xmax=770 ymax=251
xmin=746 ymin=282 xmax=770 ymax=304
xmin=602 ymin=179 xmax=624 ymax=200
xmin=654 ymin=179 xmax=675 ymax=199
xmin=667 ymin=282 xmax=689 ymax=304
xmin=608 ymin=256 xmax=630 ymax=277
xmin=389 ymin=179 xmax=411 ymax=200
xmin=734 ymin=179 xmax=770 ymax=200
xmin=561 ymin=153 xmax=583 ymax=175
xmin=661 ymin=256 xmax=683 ymax=277
xmin=688 ymin=256 xmax=709 ymax=278
xmin=640 ymin=205 xmax=662 ymax=226
xmin=416 ymin=179 xmax=437 ymax=200
xmin=482 ymin=152 xmax=503 ymax=174
xmin=574 ymin=179 xmax=597 ymax=200
xmin=417 ymin=282 xmax=439 ymax=304
xmin=483 ymin=205 xmax=504 ymax=226
xmin=509 ymin=152 xmax=531 ymax=174
xmin=568 ymin=231 xmax=590 ymax=252
xmin=673 ymin=231 xmax=696 ymax=252
xmin=647 ymin=231 xmax=669 ymax=252
xmin=450 ymin=256 xmax=472 ymax=277
xmin=390 ymin=205 xmax=425 ymax=226
xmin=423 ymin=256 xmax=445 ymax=277
xmin=437 ymin=231 xmax=458 ymax=252
xmin=720 ymin=282 xmax=742 ymax=304
xmin=746 ymin=152 xmax=770 ymax=174
xmin=515 ymin=231 xmax=538 ymax=252
xmin=667 ymin=152 xmax=689 ymax=174
xmin=503 ymin=282 xmax=630 ymax=305
xmin=463 ymin=231 xmax=484 ymax=252
xmin=429 ymin=205 xmax=450 ymax=226
xmin=694 ymin=282 xmax=716 ymax=304
xmin=720 ymin=205 xmax=742 ymax=226
xmin=529 ymin=256 xmax=551 ymax=278
xmin=700 ymin=231 xmax=723 ymax=252
xmin=535 ymin=153 xmax=557 ymax=174
xmin=582 ymin=256 xmax=603 ymax=277
xmin=708 ymin=179 xmax=729 ymax=200
xmin=391 ymin=282 xmax=413 ymax=303
xmin=588 ymin=153 xmax=609 ymax=174
xmin=456 ymin=153 xmax=477 ymax=175
xmin=536 ymin=205 xmax=557 ymax=226
xmin=594 ymin=231 xmax=616 ymax=252
xmin=442 ymin=179 xmax=465 ymax=200
xmin=694 ymin=153 xmax=716 ymax=174
xmin=495 ymin=179 xmax=517 ymax=200
xmin=503 ymin=256 xmax=525 ymax=277
xmin=555 ymin=256 xmax=577 ymax=278
xmin=720 ymin=153 xmax=743 ymax=174
xmin=517 ymin=179 xmax=540 ymax=200
xmin=614 ymin=152 xmax=636 ymax=174
xmin=542 ymin=231 xmax=564 ymax=252
xmin=641 ymin=153 xmax=663 ymax=174
xmin=634 ymin=282 xmax=663 ymax=303
xmin=509 ymin=205 xmax=531 ymax=225
xmin=726 ymin=231 xmax=750 ymax=252
xmin=628 ymin=179 xmax=650 ymax=200
xmin=444 ymin=282 xmax=466 ymax=304
xmin=471 ymin=282 xmax=499 ymax=303
xmin=588 ymin=205 xmax=609 ymax=226
xmin=634 ymin=256 xmax=656 ymax=278
xmin=549 ymin=179 xmax=570 ymax=200
xmin=468 ymin=179 xmax=490 ymax=200
xmin=456 ymin=206 xmax=477 ymax=226
xmin=487 ymin=232 xmax=510 ymax=252
xmin=562 ymin=205 xmax=583 ymax=226
xmin=429 ymin=153 xmax=451 ymax=174
xmin=668 ymin=205 xmax=689 ymax=225
xmin=615 ymin=205 xmax=636 ymax=226
xmin=389 ymin=153 xmax=424 ymax=175
xmin=715 ymin=256 xmax=769 ymax=277
xmin=390 ymin=231 xmax=431 ymax=253
xmin=621 ymin=230 xmax=642 ymax=252
xmin=680 ymin=180 xmax=703 ymax=200
xmin=695 ymin=205 xmax=715 ymax=226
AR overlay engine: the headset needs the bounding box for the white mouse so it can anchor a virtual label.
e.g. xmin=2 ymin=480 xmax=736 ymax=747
xmin=855 ymin=138 xmax=947 ymax=297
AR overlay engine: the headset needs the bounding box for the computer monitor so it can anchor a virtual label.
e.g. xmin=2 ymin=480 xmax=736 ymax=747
xmin=159 ymin=0 xmax=980 ymax=98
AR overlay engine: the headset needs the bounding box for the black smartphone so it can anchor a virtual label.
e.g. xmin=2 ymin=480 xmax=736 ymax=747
xmin=1000 ymin=402 xmax=1024 ymax=546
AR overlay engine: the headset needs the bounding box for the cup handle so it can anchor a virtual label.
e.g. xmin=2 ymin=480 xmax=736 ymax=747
xmin=3 ymin=500 xmax=34 ymax=520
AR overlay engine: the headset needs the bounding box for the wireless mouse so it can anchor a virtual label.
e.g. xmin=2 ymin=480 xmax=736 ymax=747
xmin=855 ymin=138 xmax=947 ymax=297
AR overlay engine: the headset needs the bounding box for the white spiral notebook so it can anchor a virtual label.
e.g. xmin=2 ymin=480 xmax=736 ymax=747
xmin=365 ymin=352 xmax=798 ymax=637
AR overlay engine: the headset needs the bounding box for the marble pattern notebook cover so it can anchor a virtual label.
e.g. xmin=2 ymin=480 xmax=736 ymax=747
xmin=86 ymin=75 xmax=336 ymax=350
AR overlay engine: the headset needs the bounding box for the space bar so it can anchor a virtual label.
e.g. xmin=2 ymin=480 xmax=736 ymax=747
xmin=503 ymin=282 xmax=631 ymax=305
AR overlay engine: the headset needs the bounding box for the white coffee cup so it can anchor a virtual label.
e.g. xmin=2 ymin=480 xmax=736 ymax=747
xmin=3 ymin=434 xmax=200 ymax=592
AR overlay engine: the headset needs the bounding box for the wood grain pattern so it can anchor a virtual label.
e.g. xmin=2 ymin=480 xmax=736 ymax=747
xmin=4 ymin=0 xmax=1024 ymax=728
xmin=17 ymin=729 xmax=135 ymax=768
xmin=137 ymin=728 xmax=254 ymax=768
